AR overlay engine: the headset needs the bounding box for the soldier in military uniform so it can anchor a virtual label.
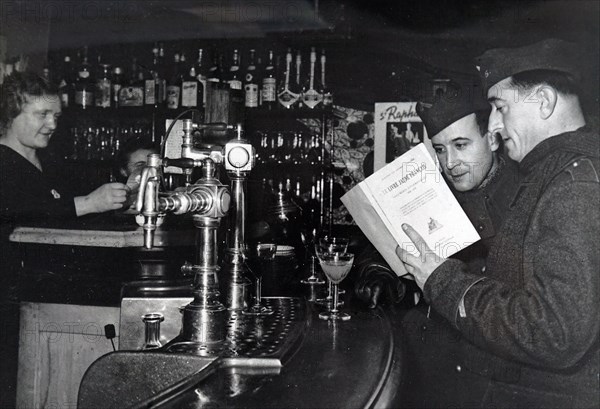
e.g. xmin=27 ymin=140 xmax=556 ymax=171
xmin=397 ymin=39 xmax=599 ymax=408
xmin=354 ymin=87 xmax=520 ymax=408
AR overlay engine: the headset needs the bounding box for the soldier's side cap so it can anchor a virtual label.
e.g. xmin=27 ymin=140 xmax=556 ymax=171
xmin=417 ymin=90 xmax=489 ymax=138
xmin=475 ymin=38 xmax=581 ymax=91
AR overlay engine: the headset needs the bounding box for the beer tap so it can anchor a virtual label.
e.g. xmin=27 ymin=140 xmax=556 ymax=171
xmin=134 ymin=120 xmax=255 ymax=348
xmin=221 ymin=124 xmax=255 ymax=311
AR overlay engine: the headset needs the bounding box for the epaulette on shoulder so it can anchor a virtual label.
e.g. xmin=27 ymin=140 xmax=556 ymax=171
xmin=562 ymin=157 xmax=600 ymax=183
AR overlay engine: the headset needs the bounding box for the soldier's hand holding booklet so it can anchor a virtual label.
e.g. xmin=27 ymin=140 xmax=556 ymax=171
xmin=341 ymin=143 xmax=480 ymax=277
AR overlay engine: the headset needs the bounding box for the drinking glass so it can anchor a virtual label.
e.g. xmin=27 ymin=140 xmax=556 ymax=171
xmin=243 ymin=243 xmax=277 ymax=316
xmin=318 ymin=252 xmax=354 ymax=321
xmin=315 ymin=236 xmax=349 ymax=305
xmin=300 ymin=229 xmax=324 ymax=285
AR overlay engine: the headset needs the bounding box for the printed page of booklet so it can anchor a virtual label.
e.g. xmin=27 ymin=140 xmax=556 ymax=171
xmin=341 ymin=143 xmax=480 ymax=277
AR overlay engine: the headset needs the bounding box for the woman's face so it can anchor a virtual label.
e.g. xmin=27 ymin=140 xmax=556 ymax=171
xmin=6 ymin=94 xmax=61 ymax=151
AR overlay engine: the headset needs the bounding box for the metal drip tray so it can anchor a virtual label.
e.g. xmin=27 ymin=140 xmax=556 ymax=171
xmin=164 ymin=297 xmax=308 ymax=367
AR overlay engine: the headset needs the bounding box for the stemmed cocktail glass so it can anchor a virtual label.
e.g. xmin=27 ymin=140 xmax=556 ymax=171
xmin=315 ymin=236 xmax=349 ymax=306
xmin=317 ymin=252 xmax=354 ymax=321
xmin=243 ymin=243 xmax=277 ymax=316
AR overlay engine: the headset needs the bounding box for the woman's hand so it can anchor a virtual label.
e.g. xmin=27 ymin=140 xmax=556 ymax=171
xmin=75 ymin=183 xmax=129 ymax=216
xmin=395 ymin=223 xmax=446 ymax=290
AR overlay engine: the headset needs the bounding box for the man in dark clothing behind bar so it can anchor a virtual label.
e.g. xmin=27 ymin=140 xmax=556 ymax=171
xmin=397 ymin=39 xmax=599 ymax=408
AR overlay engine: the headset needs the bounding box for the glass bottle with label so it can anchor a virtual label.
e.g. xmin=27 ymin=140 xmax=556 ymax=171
xmin=111 ymin=66 xmax=123 ymax=109
xmin=261 ymin=50 xmax=277 ymax=110
xmin=58 ymin=55 xmax=74 ymax=109
xmin=244 ymin=49 xmax=259 ymax=109
xmin=119 ymin=57 xmax=144 ymax=108
xmin=166 ymin=53 xmax=182 ymax=111
xmin=75 ymin=46 xmax=94 ymax=110
xmin=181 ymin=53 xmax=202 ymax=110
xmin=302 ymin=47 xmax=323 ymax=109
xmin=277 ymin=48 xmax=299 ymax=109
xmin=207 ymin=49 xmax=222 ymax=86
xmin=95 ymin=64 xmax=112 ymax=109
xmin=157 ymin=43 xmax=167 ymax=104
xmin=144 ymin=45 xmax=159 ymax=108
xmin=228 ymin=49 xmax=243 ymax=110
xmin=228 ymin=49 xmax=243 ymax=91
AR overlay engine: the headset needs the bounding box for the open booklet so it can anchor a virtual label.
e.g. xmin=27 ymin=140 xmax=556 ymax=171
xmin=341 ymin=143 xmax=480 ymax=277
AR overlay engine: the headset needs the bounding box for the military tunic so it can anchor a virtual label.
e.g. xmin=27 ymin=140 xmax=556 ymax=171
xmin=425 ymin=128 xmax=600 ymax=408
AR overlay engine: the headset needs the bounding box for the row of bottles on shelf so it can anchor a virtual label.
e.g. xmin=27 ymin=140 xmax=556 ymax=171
xmin=254 ymin=130 xmax=324 ymax=165
xmin=48 ymin=43 xmax=334 ymax=114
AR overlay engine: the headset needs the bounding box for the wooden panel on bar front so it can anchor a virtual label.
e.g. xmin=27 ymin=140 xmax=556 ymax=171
xmin=17 ymin=302 xmax=120 ymax=409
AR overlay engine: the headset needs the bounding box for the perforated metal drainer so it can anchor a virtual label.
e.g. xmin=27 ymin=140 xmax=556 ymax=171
xmin=164 ymin=297 xmax=307 ymax=367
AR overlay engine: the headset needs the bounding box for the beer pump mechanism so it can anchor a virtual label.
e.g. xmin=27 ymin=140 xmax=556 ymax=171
xmin=135 ymin=119 xmax=254 ymax=347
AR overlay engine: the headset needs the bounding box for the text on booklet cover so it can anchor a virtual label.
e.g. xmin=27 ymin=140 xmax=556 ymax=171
xmin=341 ymin=143 xmax=480 ymax=276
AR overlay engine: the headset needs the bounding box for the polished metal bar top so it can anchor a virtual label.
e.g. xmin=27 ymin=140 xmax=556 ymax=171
xmin=9 ymin=226 xmax=195 ymax=247
xmin=79 ymin=297 xmax=401 ymax=409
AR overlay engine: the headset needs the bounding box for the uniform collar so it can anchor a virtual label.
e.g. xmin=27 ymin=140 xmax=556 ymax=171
xmin=518 ymin=126 xmax=597 ymax=175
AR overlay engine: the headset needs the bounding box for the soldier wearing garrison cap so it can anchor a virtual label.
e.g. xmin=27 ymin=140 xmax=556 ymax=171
xmin=397 ymin=38 xmax=599 ymax=409
xmin=355 ymin=87 xmax=520 ymax=408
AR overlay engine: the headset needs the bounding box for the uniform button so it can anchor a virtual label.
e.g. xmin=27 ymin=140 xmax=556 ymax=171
xmin=573 ymin=162 xmax=579 ymax=167
xmin=478 ymin=224 xmax=485 ymax=231
xmin=455 ymin=365 xmax=462 ymax=373
xmin=421 ymin=325 xmax=427 ymax=331
xmin=481 ymin=266 xmax=486 ymax=273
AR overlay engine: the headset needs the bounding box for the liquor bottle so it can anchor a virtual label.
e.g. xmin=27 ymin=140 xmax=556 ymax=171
xmin=261 ymin=50 xmax=277 ymax=110
xmin=243 ymin=49 xmax=259 ymax=109
xmin=194 ymin=48 xmax=208 ymax=107
xmin=166 ymin=53 xmax=182 ymax=111
xmin=119 ymin=57 xmax=144 ymax=108
xmin=277 ymin=48 xmax=299 ymax=109
xmin=95 ymin=63 xmax=112 ymax=109
xmin=320 ymin=49 xmax=333 ymax=107
xmin=207 ymin=50 xmax=222 ymax=85
xmin=157 ymin=43 xmax=167 ymax=104
xmin=74 ymin=47 xmax=94 ymax=110
xmin=227 ymin=49 xmax=242 ymax=91
xmin=58 ymin=55 xmax=74 ymax=108
xmin=302 ymin=47 xmax=323 ymax=109
xmin=111 ymin=66 xmax=123 ymax=109
xmin=144 ymin=45 xmax=159 ymax=107
xmin=294 ymin=50 xmax=304 ymax=109
xmin=181 ymin=52 xmax=203 ymax=110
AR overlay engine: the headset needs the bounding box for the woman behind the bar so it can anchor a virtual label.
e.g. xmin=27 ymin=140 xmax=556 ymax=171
xmin=0 ymin=71 xmax=129 ymax=407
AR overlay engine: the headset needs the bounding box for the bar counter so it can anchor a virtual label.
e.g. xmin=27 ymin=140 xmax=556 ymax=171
xmin=78 ymin=297 xmax=406 ymax=409
xmin=10 ymin=217 xmax=406 ymax=408
xmin=9 ymin=214 xmax=197 ymax=306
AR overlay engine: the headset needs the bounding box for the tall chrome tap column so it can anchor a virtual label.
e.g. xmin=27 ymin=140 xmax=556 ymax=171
xmin=137 ymin=156 xmax=231 ymax=346
xmin=221 ymin=124 xmax=255 ymax=311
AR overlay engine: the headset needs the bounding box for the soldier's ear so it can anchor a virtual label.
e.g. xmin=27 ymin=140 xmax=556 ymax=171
xmin=487 ymin=130 xmax=500 ymax=152
xmin=537 ymin=86 xmax=558 ymax=120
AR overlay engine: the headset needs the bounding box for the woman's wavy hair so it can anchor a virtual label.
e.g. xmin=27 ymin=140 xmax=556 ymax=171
xmin=0 ymin=71 xmax=59 ymax=132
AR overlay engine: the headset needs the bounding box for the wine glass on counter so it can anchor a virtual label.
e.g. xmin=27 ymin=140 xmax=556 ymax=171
xmin=300 ymin=229 xmax=325 ymax=285
xmin=243 ymin=242 xmax=277 ymax=316
xmin=315 ymin=236 xmax=349 ymax=305
xmin=317 ymin=252 xmax=354 ymax=321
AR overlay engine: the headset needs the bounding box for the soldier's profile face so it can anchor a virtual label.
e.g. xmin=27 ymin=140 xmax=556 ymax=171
xmin=487 ymin=77 xmax=543 ymax=162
